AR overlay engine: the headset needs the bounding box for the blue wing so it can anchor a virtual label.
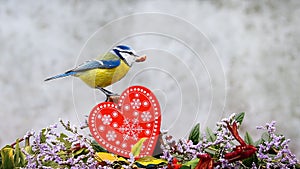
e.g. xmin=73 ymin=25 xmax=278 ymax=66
xmin=72 ymin=59 xmax=121 ymax=72
xmin=44 ymin=59 xmax=121 ymax=81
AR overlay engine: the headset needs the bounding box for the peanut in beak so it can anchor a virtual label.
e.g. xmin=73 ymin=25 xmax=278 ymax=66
xmin=135 ymin=55 xmax=147 ymax=62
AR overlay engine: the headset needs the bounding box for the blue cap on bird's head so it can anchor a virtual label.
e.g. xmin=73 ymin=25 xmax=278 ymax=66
xmin=115 ymin=45 xmax=132 ymax=50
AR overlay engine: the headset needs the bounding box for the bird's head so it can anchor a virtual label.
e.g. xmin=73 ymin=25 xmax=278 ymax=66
xmin=111 ymin=45 xmax=146 ymax=67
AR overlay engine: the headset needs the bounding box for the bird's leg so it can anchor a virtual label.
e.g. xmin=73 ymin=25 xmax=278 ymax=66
xmin=98 ymin=87 xmax=118 ymax=96
xmin=97 ymin=87 xmax=118 ymax=102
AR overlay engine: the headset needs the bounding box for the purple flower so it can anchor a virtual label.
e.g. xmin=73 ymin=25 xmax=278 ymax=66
xmin=21 ymin=120 xmax=99 ymax=168
xmin=256 ymin=121 xmax=298 ymax=167
xmin=161 ymin=149 xmax=173 ymax=163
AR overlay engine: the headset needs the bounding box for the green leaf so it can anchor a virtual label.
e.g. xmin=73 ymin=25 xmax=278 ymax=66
xmin=24 ymin=146 xmax=33 ymax=155
xmin=73 ymin=148 xmax=86 ymax=157
xmin=91 ymin=140 xmax=107 ymax=152
xmin=254 ymin=138 xmax=263 ymax=147
xmin=182 ymin=158 xmax=199 ymax=169
xmin=204 ymin=147 xmax=217 ymax=155
xmin=41 ymin=160 xmax=60 ymax=167
xmin=261 ymin=132 xmax=270 ymax=142
xmin=57 ymin=133 xmax=72 ymax=149
xmin=135 ymin=156 xmax=167 ymax=167
xmin=13 ymin=141 xmax=20 ymax=166
xmin=40 ymin=128 xmax=47 ymax=143
xmin=242 ymin=153 xmax=258 ymax=167
xmin=188 ymin=123 xmax=200 ymax=144
xmin=234 ymin=112 xmax=245 ymax=125
xmin=244 ymin=132 xmax=254 ymax=145
xmin=13 ymin=140 xmax=26 ymax=167
xmin=205 ymin=127 xmax=216 ymax=142
xmin=131 ymin=138 xmax=147 ymax=157
xmin=1 ymin=146 xmax=15 ymax=169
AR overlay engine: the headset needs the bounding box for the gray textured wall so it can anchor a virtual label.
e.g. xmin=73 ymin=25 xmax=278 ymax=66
xmin=1 ymin=1 xmax=299 ymax=158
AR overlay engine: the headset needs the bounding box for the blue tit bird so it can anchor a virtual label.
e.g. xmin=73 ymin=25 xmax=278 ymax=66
xmin=45 ymin=45 xmax=146 ymax=100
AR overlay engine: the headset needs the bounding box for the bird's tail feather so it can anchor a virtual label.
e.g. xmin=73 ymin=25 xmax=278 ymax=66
xmin=44 ymin=71 xmax=77 ymax=81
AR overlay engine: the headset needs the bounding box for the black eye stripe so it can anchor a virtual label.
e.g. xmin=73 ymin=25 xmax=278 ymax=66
xmin=113 ymin=49 xmax=125 ymax=60
xmin=120 ymin=51 xmax=134 ymax=55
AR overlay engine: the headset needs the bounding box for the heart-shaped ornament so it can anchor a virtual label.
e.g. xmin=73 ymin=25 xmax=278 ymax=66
xmin=88 ymin=86 xmax=161 ymax=158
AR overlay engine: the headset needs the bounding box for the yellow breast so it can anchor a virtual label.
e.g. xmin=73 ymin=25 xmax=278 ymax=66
xmin=77 ymin=60 xmax=130 ymax=88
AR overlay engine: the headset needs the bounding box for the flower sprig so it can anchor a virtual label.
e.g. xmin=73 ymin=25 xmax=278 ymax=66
xmin=22 ymin=120 xmax=99 ymax=168
xmin=256 ymin=121 xmax=298 ymax=168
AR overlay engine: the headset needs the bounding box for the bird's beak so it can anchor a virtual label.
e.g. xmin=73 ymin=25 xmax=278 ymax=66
xmin=135 ymin=55 xmax=147 ymax=62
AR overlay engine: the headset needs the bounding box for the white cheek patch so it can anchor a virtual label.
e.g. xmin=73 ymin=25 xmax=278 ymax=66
xmin=123 ymin=54 xmax=136 ymax=66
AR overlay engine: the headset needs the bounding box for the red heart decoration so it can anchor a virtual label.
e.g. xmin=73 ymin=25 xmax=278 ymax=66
xmin=88 ymin=86 xmax=161 ymax=158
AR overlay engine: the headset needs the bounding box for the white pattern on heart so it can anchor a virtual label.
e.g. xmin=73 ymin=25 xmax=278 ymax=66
xmin=133 ymin=111 xmax=139 ymax=116
xmin=106 ymin=130 xmax=116 ymax=141
xmin=141 ymin=111 xmax=152 ymax=122
xmin=112 ymin=111 xmax=118 ymax=117
xmin=98 ymin=125 xmax=105 ymax=131
xmin=143 ymin=101 xmax=149 ymax=107
xmin=112 ymin=122 xmax=118 ymax=128
xmin=119 ymin=118 xmax=144 ymax=141
xmin=124 ymin=105 xmax=130 ymax=111
xmin=102 ymin=114 xmax=112 ymax=125
xmin=131 ymin=98 xmax=141 ymax=109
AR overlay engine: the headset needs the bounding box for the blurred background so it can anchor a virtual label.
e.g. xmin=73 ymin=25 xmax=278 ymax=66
xmin=1 ymin=1 xmax=299 ymax=158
